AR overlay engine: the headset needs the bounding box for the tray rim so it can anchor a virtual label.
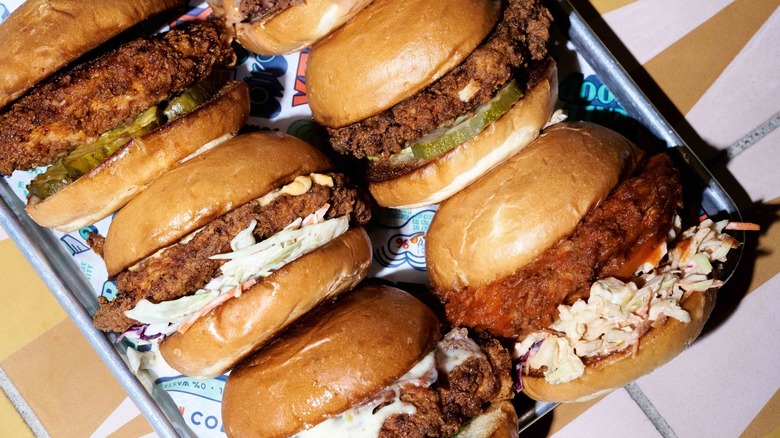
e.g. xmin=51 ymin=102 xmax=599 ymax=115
xmin=0 ymin=1 xmax=744 ymax=436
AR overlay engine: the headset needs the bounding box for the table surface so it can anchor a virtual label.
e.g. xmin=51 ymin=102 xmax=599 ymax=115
xmin=1 ymin=0 xmax=779 ymax=437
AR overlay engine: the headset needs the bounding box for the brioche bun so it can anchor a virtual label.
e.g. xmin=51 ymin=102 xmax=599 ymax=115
xmin=159 ymin=227 xmax=372 ymax=379
xmin=103 ymin=131 xmax=332 ymax=277
xmin=306 ymin=0 xmax=501 ymax=128
xmin=103 ymin=131 xmax=373 ymax=378
xmin=427 ymin=122 xmax=716 ymax=403
xmin=0 ymin=0 xmax=184 ymax=109
xmin=221 ymin=284 xmax=441 ymax=437
xmin=25 ymin=80 xmax=249 ymax=232
xmin=211 ymin=0 xmax=374 ymax=56
xmin=457 ymin=400 xmax=519 ymax=438
xmin=368 ymin=60 xmax=558 ymax=209
xmin=521 ymin=286 xmax=717 ymax=402
xmin=427 ymin=122 xmax=642 ymax=292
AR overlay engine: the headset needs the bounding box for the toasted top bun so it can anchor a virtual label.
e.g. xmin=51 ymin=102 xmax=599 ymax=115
xmin=159 ymin=227 xmax=373 ymax=379
xmin=307 ymin=0 xmax=501 ymax=128
xmin=521 ymin=285 xmax=717 ymax=402
xmin=222 ymin=284 xmax=441 ymax=437
xmin=103 ymin=131 xmax=332 ymax=276
xmin=25 ymin=81 xmax=249 ymax=232
xmin=211 ymin=0 xmax=374 ymax=56
xmin=0 ymin=0 xmax=184 ymax=109
xmin=427 ymin=122 xmax=643 ymax=291
xmin=368 ymin=60 xmax=558 ymax=209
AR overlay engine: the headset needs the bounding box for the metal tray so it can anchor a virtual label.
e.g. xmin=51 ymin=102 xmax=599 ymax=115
xmin=0 ymin=1 xmax=742 ymax=436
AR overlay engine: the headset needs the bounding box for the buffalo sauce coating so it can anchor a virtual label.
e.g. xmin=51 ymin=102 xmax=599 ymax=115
xmin=441 ymin=153 xmax=683 ymax=338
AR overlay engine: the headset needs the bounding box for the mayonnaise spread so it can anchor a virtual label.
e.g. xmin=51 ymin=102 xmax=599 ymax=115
xmin=295 ymin=329 xmax=485 ymax=437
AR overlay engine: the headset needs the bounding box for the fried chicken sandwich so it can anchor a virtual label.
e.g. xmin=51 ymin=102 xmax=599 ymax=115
xmin=222 ymin=284 xmax=517 ymax=437
xmin=0 ymin=0 xmax=246 ymax=231
xmin=91 ymin=132 xmax=372 ymax=379
xmin=426 ymin=122 xmax=744 ymax=402
xmin=306 ymin=0 xmax=557 ymax=209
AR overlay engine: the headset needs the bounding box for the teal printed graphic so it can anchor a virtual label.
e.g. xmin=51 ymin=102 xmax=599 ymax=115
xmin=1 ymin=4 xmax=9 ymax=21
xmin=371 ymin=209 xmax=435 ymax=271
xmin=79 ymin=261 xmax=93 ymax=281
xmin=559 ymin=72 xmax=630 ymax=125
xmin=61 ymin=234 xmax=90 ymax=256
xmin=157 ymin=375 xmax=227 ymax=403
xmin=78 ymin=225 xmax=99 ymax=241
xmin=101 ymin=280 xmax=118 ymax=301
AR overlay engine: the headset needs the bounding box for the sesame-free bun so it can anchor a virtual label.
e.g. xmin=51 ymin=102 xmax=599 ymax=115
xmin=307 ymin=0 xmax=501 ymax=128
xmin=368 ymin=60 xmax=558 ymax=209
xmin=210 ymin=0 xmax=374 ymax=56
xmin=158 ymin=227 xmax=373 ymax=379
xmin=103 ymin=131 xmax=332 ymax=277
xmin=25 ymin=80 xmax=249 ymax=232
xmin=221 ymin=284 xmax=441 ymax=437
xmin=0 ymin=0 xmax=184 ymax=109
xmin=426 ymin=122 xmax=643 ymax=292
xmin=521 ymin=285 xmax=717 ymax=402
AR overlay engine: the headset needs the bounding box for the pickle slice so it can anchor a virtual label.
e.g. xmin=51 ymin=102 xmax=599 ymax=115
xmin=27 ymin=106 xmax=163 ymax=200
xmin=27 ymin=82 xmax=217 ymax=201
xmin=409 ymin=80 xmax=523 ymax=161
xmin=164 ymin=82 xmax=215 ymax=121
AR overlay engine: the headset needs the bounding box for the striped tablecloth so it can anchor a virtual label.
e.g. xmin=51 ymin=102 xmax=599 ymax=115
xmin=1 ymin=0 xmax=778 ymax=436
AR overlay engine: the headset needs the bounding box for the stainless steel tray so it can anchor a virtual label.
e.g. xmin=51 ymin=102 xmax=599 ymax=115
xmin=0 ymin=1 xmax=742 ymax=436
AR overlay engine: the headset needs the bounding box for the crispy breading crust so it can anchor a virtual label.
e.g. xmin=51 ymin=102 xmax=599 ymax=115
xmin=92 ymin=174 xmax=370 ymax=333
xmin=327 ymin=0 xmax=552 ymax=160
xmin=0 ymin=21 xmax=235 ymax=175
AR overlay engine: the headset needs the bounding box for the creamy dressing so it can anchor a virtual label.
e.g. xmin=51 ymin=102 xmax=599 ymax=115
xmin=257 ymin=173 xmax=334 ymax=206
xmin=515 ymin=217 xmax=741 ymax=385
xmin=293 ymin=353 xmax=436 ymax=438
xmin=295 ymin=328 xmax=486 ymax=437
xmin=436 ymin=328 xmax=485 ymax=373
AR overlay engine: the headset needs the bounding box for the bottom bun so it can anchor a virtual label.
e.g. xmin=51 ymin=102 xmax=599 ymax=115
xmin=25 ymin=81 xmax=249 ymax=232
xmin=232 ymin=0 xmax=373 ymax=55
xmin=368 ymin=60 xmax=557 ymax=209
xmin=222 ymin=284 xmax=441 ymax=438
xmin=521 ymin=286 xmax=717 ymax=403
xmin=457 ymin=400 xmax=519 ymax=438
xmin=159 ymin=227 xmax=372 ymax=379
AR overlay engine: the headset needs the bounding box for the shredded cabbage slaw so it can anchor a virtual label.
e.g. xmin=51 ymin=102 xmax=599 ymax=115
xmin=515 ymin=217 xmax=741 ymax=385
xmin=121 ymin=205 xmax=348 ymax=342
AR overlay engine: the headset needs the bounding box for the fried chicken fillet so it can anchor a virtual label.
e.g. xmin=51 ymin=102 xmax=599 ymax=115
xmin=440 ymin=153 xmax=683 ymax=338
xmin=0 ymin=20 xmax=234 ymax=175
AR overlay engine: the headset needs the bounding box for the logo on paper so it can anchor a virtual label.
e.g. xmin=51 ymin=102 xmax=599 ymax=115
xmin=292 ymin=49 xmax=309 ymax=107
xmin=245 ymin=55 xmax=287 ymax=119
xmin=371 ymin=209 xmax=436 ymax=272
xmin=559 ymin=72 xmax=628 ymax=121
xmin=61 ymin=234 xmax=90 ymax=256
xmin=157 ymin=375 xmax=227 ymax=403
xmin=100 ymin=280 xmax=118 ymax=301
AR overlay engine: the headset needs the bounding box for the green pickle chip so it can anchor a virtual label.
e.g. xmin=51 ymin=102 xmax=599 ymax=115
xmin=409 ymin=80 xmax=523 ymax=161
xmin=27 ymin=82 xmax=216 ymax=201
